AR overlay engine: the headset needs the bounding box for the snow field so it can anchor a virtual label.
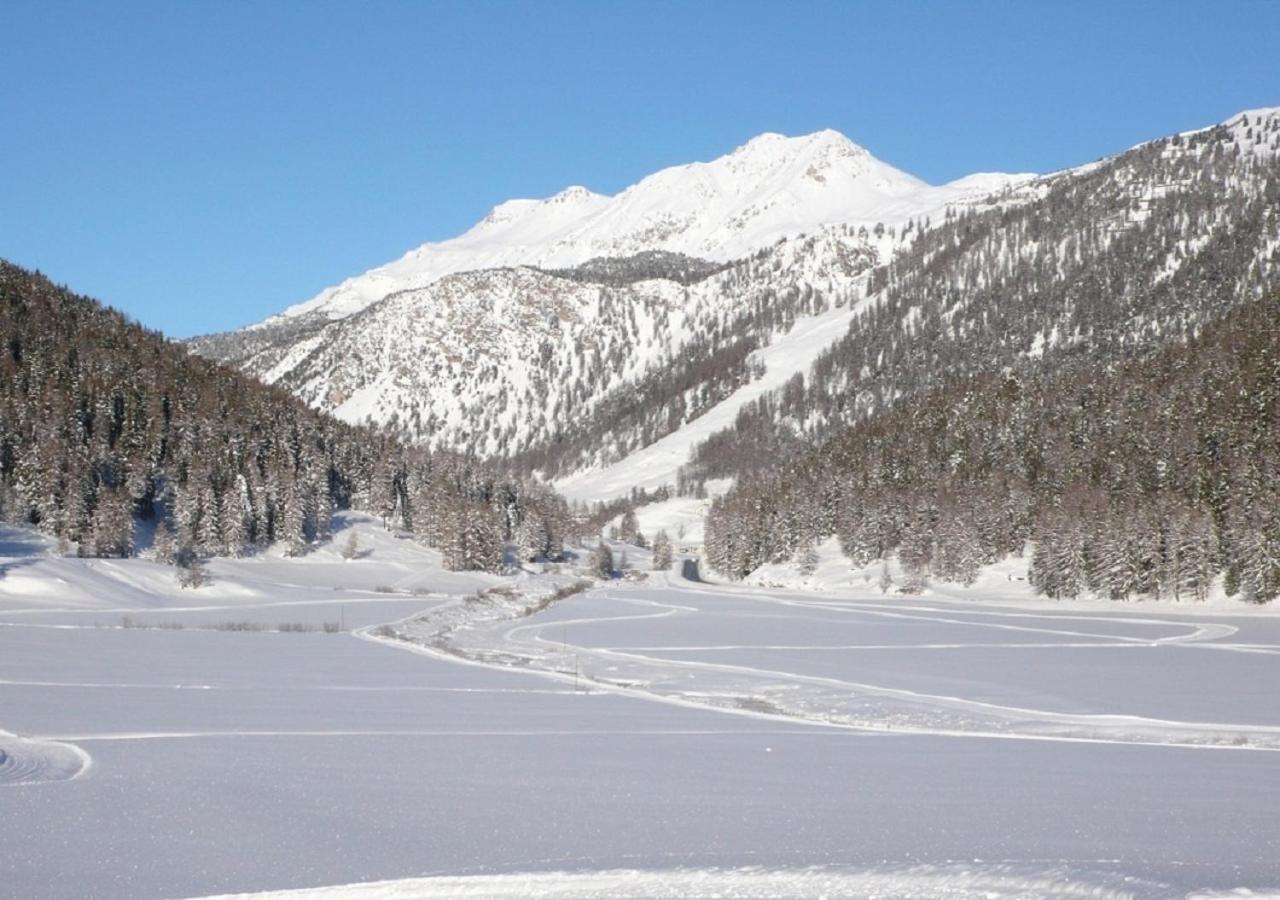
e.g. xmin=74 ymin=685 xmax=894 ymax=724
xmin=3 ymin=517 xmax=1280 ymax=897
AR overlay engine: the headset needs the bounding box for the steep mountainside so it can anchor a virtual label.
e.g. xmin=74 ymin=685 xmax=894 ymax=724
xmin=705 ymin=290 xmax=1280 ymax=602
xmin=0 ymin=262 xmax=570 ymax=571
xmin=192 ymin=131 xmax=1032 ymax=474
xmin=701 ymin=109 xmax=1280 ymax=601
xmin=203 ymin=231 xmax=892 ymax=471
xmin=193 ymin=109 xmax=1279 ymax=516
xmin=685 ymin=108 xmax=1280 ymax=483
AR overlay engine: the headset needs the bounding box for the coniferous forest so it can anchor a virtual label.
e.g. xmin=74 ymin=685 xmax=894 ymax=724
xmin=705 ymin=292 xmax=1280 ymax=602
xmin=0 ymin=261 xmax=572 ymax=573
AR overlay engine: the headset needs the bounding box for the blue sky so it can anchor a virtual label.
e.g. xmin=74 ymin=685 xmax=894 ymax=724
xmin=3 ymin=1 xmax=1278 ymax=337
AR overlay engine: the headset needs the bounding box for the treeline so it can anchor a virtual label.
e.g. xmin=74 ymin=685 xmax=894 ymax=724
xmin=705 ymin=293 xmax=1280 ymax=603
xmin=540 ymin=250 xmax=729 ymax=287
xmin=0 ymin=261 xmax=571 ymax=571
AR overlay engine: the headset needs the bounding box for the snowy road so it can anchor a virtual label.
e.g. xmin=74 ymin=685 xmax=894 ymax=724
xmin=2 ymin=534 xmax=1280 ymax=898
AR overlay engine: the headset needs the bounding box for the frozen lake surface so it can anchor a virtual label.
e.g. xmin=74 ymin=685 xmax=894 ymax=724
xmin=2 ymin=521 xmax=1279 ymax=898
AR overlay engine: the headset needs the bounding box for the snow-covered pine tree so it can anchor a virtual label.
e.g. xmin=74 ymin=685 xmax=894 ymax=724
xmin=618 ymin=507 xmax=639 ymax=544
xmin=796 ymin=535 xmax=819 ymax=576
xmin=90 ymin=486 xmax=134 ymax=558
xmin=591 ymin=542 xmax=614 ymax=578
xmin=340 ymin=530 xmax=360 ymax=560
xmin=651 ymin=530 xmax=673 ymax=570
xmin=218 ymin=473 xmax=250 ymax=557
xmin=459 ymin=502 xmax=503 ymax=573
xmin=279 ymin=477 xmax=308 ymax=557
xmin=516 ymin=514 xmax=551 ymax=563
xmin=152 ymin=519 xmax=177 ymax=564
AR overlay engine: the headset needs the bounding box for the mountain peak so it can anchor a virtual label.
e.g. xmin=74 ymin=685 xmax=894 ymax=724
xmin=254 ymin=127 xmax=1014 ymax=327
xmin=730 ymin=128 xmax=865 ymax=159
xmin=549 ymin=185 xmax=602 ymax=204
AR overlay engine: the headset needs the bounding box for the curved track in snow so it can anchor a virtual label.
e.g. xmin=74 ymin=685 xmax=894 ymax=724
xmin=0 ymin=730 xmax=91 ymax=786
xmin=366 ymin=580 xmax=1280 ymax=752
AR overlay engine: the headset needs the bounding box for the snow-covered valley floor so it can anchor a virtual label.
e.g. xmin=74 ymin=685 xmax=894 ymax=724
xmin=2 ymin=518 xmax=1279 ymax=899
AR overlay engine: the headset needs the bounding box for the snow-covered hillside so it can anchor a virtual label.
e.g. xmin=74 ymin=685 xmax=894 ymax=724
xmin=246 ymin=130 xmax=1031 ymax=329
xmin=191 ymin=107 xmax=1280 ymax=504
xmin=200 ymin=229 xmax=897 ymax=464
xmin=191 ymin=127 xmax=1037 ymax=467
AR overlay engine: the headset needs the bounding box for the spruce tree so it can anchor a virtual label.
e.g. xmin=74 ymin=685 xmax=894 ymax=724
xmin=651 ymin=530 xmax=673 ymax=571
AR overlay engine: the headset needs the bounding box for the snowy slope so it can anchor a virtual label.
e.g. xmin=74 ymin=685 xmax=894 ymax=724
xmin=554 ymin=299 xmax=863 ymax=501
xmin=244 ymin=130 xmax=1032 ymax=329
xmin=192 ymin=107 xmax=1280 ymax=502
xmin=210 ymin=227 xmax=900 ymax=461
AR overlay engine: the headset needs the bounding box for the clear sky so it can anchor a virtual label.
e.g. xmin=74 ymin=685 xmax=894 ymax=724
xmin=3 ymin=0 xmax=1278 ymax=338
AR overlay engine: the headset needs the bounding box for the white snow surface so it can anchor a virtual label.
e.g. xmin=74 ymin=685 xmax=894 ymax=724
xmin=5 ymin=519 xmax=1280 ymax=898
xmin=259 ymin=130 xmax=1032 ymax=327
xmin=198 ymin=864 xmax=1165 ymax=899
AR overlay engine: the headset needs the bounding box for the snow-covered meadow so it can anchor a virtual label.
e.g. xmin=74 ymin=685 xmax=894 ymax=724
xmin=3 ymin=517 xmax=1279 ymax=899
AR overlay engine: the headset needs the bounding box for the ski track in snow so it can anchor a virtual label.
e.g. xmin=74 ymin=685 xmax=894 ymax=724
xmin=0 ymin=594 xmax=440 ymax=618
xmin=362 ymin=579 xmax=1280 ymax=753
xmin=42 ymin=728 xmax=828 ymax=742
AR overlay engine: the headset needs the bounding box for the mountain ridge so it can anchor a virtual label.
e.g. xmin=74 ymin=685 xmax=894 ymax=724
xmin=233 ymin=128 xmax=1032 ymax=331
xmin=191 ymin=106 xmax=1280 ymax=506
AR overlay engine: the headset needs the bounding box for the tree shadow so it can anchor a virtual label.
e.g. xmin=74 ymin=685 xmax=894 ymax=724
xmin=0 ymin=557 xmax=38 ymax=581
xmin=0 ymin=526 xmax=50 ymax=583
xmin=0 ymin=526 xmax=48 ymax=557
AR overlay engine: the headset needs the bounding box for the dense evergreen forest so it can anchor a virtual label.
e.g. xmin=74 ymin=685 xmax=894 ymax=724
xmin=705 ymin=292 xmax=1280 ymax=602
xmin=0 ymin=262 xmax=572 ymax=573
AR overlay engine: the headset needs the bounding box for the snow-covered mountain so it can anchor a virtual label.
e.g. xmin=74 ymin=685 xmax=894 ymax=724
xmin=191 ymin=129 xmax=1033 ymax=469
xmin=199 ymin=231 xmax=891 ymax=468
xmin=192 ymin=109 xmax=1280 ymax=503
xmin=246 ymin=130 xmax=1031 ymax=329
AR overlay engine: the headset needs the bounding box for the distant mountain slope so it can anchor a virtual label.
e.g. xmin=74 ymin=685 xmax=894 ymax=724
xmin=193 ymin=109 xmax=1279 ymax=508
xmin=685 ymin=107 xmax=1280 ymax=484
xmin=705 ymin=289 xmax=1280 ymax=602
xmin=700 ymin=109 xmax=1280 ymax=602
xmin=191 ymin=131 xmax=1032 ymax=474
xmin=204 ymin=231 xmax=887 ymax=469
xmin=214 ymin=129 xmax=1028 ymax=332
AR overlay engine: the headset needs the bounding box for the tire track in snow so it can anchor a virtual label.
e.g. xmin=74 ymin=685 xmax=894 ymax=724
xmin=0 ymin=677 xmax=587 ymax=693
